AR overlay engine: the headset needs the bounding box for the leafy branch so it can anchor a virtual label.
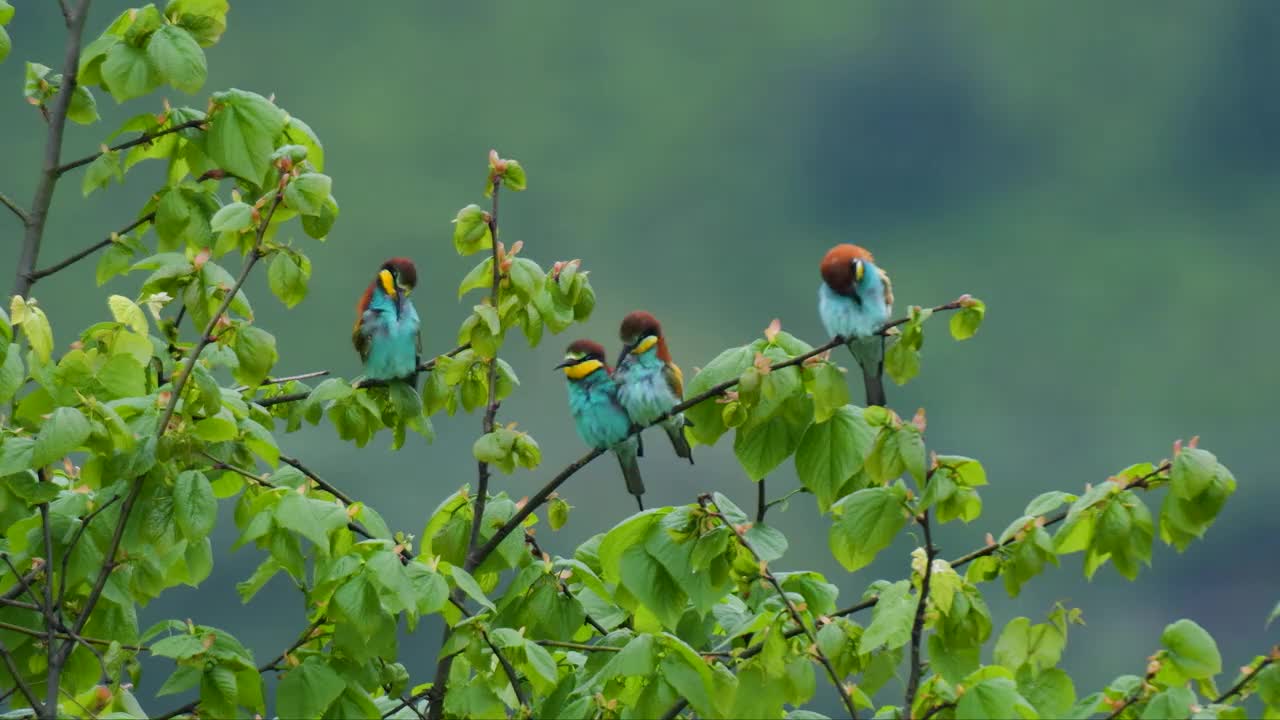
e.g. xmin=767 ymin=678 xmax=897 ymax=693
xmin=54 ymin=118 xmax=206 ymax=176
xmin=699 ymin=493 xmax=859 ymax=719
xmin=251 ymin=344 xmax=470 ymax=408
xmin=29 ymin=212 xmax=154 ymax=281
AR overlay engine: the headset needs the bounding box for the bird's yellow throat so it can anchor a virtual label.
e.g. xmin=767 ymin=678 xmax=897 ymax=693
xmin=632 ymin=336 xmax=658 ymax=354
xmin=379 ymin=269 xmax=396 ymax=297
xmin=563 ymin=359 xmax=603 ymax=380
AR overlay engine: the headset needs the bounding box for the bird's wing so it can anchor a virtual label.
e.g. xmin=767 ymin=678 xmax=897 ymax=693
xmin=664 ymin=361 xmax=685 ymax=399
xmin=878 ymin=267 xmax=894 ymax=309
xmin=352 ymin=309 xmax=378 ymax=363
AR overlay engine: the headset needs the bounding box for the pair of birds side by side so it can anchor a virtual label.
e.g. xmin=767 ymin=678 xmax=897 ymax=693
xmin=351 ymin=244 xmax=894 ymax=512
xmin=555 ymin=312 xmax=694 ymax=512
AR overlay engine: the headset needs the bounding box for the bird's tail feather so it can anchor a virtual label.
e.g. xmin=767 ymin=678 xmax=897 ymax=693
xmin=664 ymin=417 xmax=694 ymax=465
xmin=615 ymin=442 xmax=646 ymax=503
xmin=848 ymin=335 xmax=888 ymax=408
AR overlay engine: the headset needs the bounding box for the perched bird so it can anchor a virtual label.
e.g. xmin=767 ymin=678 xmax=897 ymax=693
xmin=556 ymin=340 xmax=646 ymax=511
xmin=818 ymin=243 xmax=894 ymax=407
xmin=615 ymin=311 xmax=693 ymax=464
xmin=352 ymin=257 xmax=422 ymax=382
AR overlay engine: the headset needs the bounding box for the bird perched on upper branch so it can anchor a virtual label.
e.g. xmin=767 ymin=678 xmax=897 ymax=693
xmin=353 ymin=257 xmax=422 ymax=383
xmin=615 ymin=311 xmax=693 ymax=464
xmin=818 ymin=243 xmax=894 ymax=407
xmin=556 ymin=339 xmax=645 ymax=511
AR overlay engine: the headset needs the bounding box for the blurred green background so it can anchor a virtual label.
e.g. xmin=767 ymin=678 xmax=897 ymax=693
xmin=4 ymin=2 xmax=1279 ymax=715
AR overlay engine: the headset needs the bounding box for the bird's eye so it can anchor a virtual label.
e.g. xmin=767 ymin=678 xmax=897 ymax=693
xmin=852 ymin=259 xmax=865 ymax=283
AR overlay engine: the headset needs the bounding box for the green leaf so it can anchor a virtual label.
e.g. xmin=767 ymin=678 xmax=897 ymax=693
xmin=276 ymin=656 xmax=344 ymax=719
xmin=267 ymin=252 xmax=311 ymax=308
xmin=14 ymin=301 xmax=53 ymax=363
xmin=166 ymin=0 xmax=229 ymax=47
xmin=210 ymin=202 xmax=253 ymax=232
xmin=275 ymin=492 xmax=346 ymax=549
xmin=206 ymin=90 xmax=286 ymax=181
xmin=452 ymin=204 xmax=492 ymax=256
xmin=146 ymin=24 xmax=206 ymax=93
xmin=68 ymin=85 xmax=100 ymax=125
xmin=806 ymin=361 xmax=851 ymax=423
xmin=82 ymin=151 xmax=123 ymax=196
xmin=457 ymin=258 xmax=493 ymax=299
xmin=950 ymin=299 xmax=986 ymax=340
xmin=1139 ymin=687 xmax=1195 ymax=720
xmin=1268 ymin=601 xmax=1280 ymax=629
xmin=860 ymin=579 xmax=913 ymax=653
xmin=284 ymin=173 xmax=333 ymax=217
xmin=32 ymin=407 xmax=91 ymax=468
xmin=173 ymin=470 xmax=217 ymax=541
xmin=684 ymin=347 xmax=754 ymax=445
xmin=1018 ymin=667 xmax=1075 ymax=719
xmin=956 ymin=677 xmax=1036 ymax=720
xmin=233 ymin=325 xmax=278 ymax=387
xmin=0 ymin=26 xmax=10 ymax=64
xmin=157 ymin=665 xmax=202 ymax=697
xmin=499 ymin=159 xmax=527 ymax=191
xmin=101 ymin=43 xmax=161 ymax=102
xmin=829 ymin=484 xmax=908 ymax=572
xmin=1161 ymin=619 xmax=1222 ymax=680
xmin=795 ymin=406 xmax=874 ymax=512
xmin=733 ymin=394 xmax=811 ymax=481
xmin=108 ymin=295 xmax=149 ymax=334
xmin=1170 ymin=447 xmax=1218 ymax=500
xmin=448 ymin=565 xmax=495 ymax=612
xmin=0 ymin=1 xmax=11 ymax=25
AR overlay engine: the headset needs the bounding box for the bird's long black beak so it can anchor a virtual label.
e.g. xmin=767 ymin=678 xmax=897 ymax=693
xmin=618 ymin=340 xmax=638 ymax=359
xmin=553 ymin=359 xmax=575 ymax=370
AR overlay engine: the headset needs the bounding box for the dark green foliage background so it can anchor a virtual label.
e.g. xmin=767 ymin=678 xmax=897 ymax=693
xmin=3 ymin=2 xmax=1277 ymax=714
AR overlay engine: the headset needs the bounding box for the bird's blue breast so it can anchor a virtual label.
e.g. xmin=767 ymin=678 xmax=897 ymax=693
xmin=566 ymin=372 xmax=632 ymax=449
xmin=361 ymin=294 xmax=420 ymax=380
xmin=818 ymin=270 xmax=891 ymax=339
xmin=617 ymin=351 xmax=679 ymax=425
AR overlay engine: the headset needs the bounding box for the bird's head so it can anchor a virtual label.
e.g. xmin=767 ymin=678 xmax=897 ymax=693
xmin=555 ymin=339 xmax=609 ymax=381
xmin=820 ymin=243 xmax=876 ymax=298
xmin=364 ymin=257 xmax=417 ymax=312
xmin=618 ymin=310 xmax=666 ymax=358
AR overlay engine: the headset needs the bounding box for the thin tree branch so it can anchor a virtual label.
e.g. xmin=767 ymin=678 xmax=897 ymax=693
xmin=56 ymin=494 xmax=122 ymax=614
xmin=904 ymin=509 xmax=936 ymax=715
xmin=30 ymin=213 xmax=154 ymax=281
xmin=251 ymin=344 xmax=469 ymax=408
xmin=756 ymin=477 xmax=768 ymax=522
xmin=467 ymin=298 xmax=969 ymax=571
xmin=0 ymin=597 xmax=41 ymax=612
xmin=1 ymin=568 xmax=41 ymax=603
xmin=1 ymin=191 xmax=28 ymax=224
xmin=280 ymin=455 xmax=356 ymax=506
xmin=60 ymin=192 xmax=284 ymax=674
xmin=53 ymin=118 xmax=206 ymax=176
xmin=0 ymin=620 xmax=144 ymax=652
xmin=13 ymin=0 xmax=92 ymax=300
xmin=0 ymin=637 xmax=44 ymax=716
xmin=1214 ymin=651 xmax=1277 ymax=704
xmin=40 ymin=489 xmax=60 ymax=716
xmin=57 ymin=0 xmax=73 ymax=25
xmin=698 ymin=493 xmax=857 ymax=719
xmin=919 ymin=700 xmax=956 ymax=720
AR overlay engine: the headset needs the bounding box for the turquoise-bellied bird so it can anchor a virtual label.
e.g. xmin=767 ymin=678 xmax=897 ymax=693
xmin=615 ymin=311 xmax=693 ymax=464
xmin=352 ymin=257 xmax=422 ymax=382
xmin=819 ymin=243 xmax=894 ymax=407
xmin=556 ymin=339 xmax=646 ymax=511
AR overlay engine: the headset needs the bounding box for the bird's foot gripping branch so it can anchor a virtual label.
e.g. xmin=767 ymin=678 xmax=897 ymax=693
xmin=0 ymin=4 xmax=1268 ymax=720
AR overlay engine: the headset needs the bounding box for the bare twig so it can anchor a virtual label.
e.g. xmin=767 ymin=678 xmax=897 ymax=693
xmin=0 ymin=620 xmax=144 ymax=652
xmin=0 ymin=637 xmax=44 ymax=715
xmin=1 ymin=191 xmax=28 ymax=224
xmin=467 ymin=299 xmax=969 ymax=572
xmin=251 ymin=344 xmax=469 ymax=408
xmin=57 ymin=0 xmax=72 ymax=25
xmin=756 ymin=477 xmax=768 ymax=522
xmin=280 ymin=455 xmax=356 ymax=506
xmin=54 ymin=119 xmax=206 ymax=176
xmin=699 ymin=493 xmax=857 ymax=719
xmin=56 ymin=493 xmax=122 ymax=613
xmin=40 ymin=484 xmax=60 ymax=715
xmin=30 ymin=213 xmax=154 ymax=281
xmin=1214 ymin=651 xmax=1277 ymax=705
xmin=13 ymin=0 xmax=92 ymax=299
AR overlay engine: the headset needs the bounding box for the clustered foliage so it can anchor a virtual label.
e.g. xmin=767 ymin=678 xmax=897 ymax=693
xmin=2 ymin=3 xmax=1276 ymax=720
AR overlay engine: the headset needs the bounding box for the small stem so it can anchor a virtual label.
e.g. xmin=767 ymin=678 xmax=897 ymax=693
xmin=30 ymin=212 xmax=155 ymax=281
xmin=0 ymin=191 xmax=28 ymax=224
xmin=1214 ymin=652 xmax=1277 ymax=705
xmin=0 ymin=638 xmax=44 ymax=715
xmin=904 ymin=510 xmax=936 ymax=715
xmin=756 ymin=477 xmax=767 ymax=522
xmin=54 ymin=119 xmax=206 ymax=176
xmin=280 ymin=455 xmax=356 ymax=506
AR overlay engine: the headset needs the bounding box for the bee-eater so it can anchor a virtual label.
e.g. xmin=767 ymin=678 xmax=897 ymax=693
xmin=352 ymin=257 xmax=422 ymax=382
xmin=615 ymin=311 xmax=693 ymax=464
xmin=818 ymin=243 xmax=894 ymax=407
xmin=556 ymin=339 xmax=646 ymax=511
